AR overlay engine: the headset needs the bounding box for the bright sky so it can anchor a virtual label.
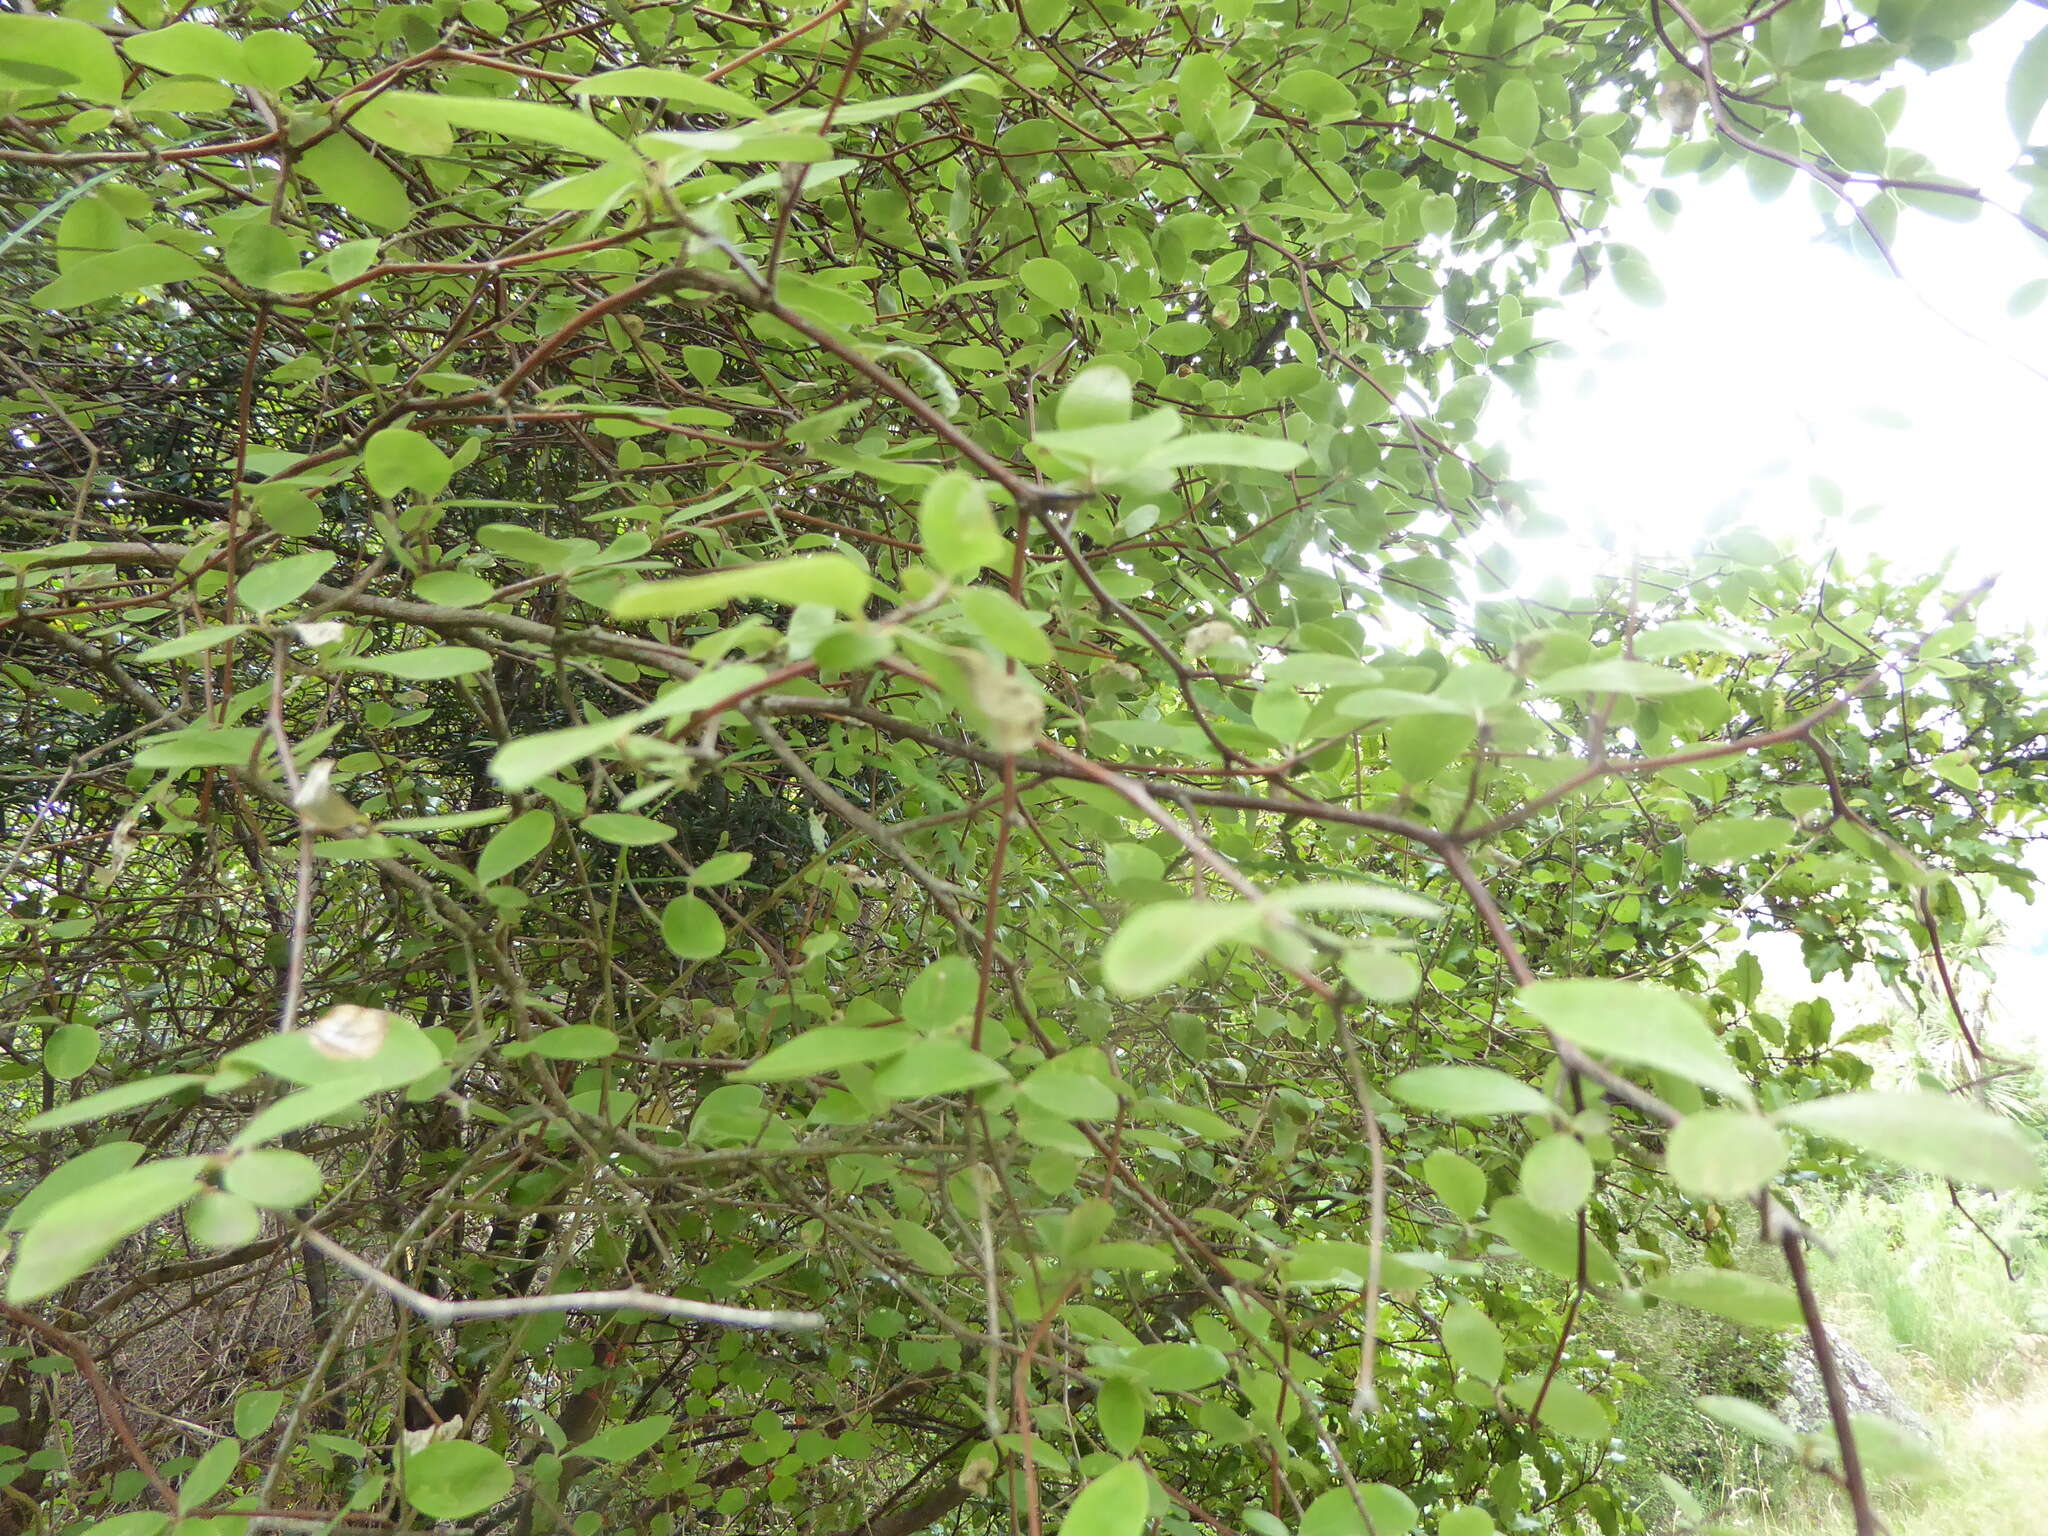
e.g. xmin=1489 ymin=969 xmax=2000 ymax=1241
xmin=1494 ymin=8 xmax=2048 ymax=637
xmin=1494 ymin=12 xmax=2048 ymax=1039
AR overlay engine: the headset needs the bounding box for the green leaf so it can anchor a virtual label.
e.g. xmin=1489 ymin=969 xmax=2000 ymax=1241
xmin=919 ymin=472 xmax=1005 ymax=578
xmin=402 ymin=1440 xmax=514 ymax=1519
xmin=378 ymin=807 xmax=510 ymax=835
xmin=1097 ymin=1376 xmax=1145 ymax=1455
xmin=871 ymin=1040 xmax=1008 ymax=1099
xmin=1518 ymin=979 xmax=1751 ymax=1105
xmin=1056 ymin=365 xmax=1133 ymax=430
xmin=691 ymin=851 xmax=752 ymax=886
xmin=1342 ymin=947 xmax=1421 ymax=1003
xmin=612 ymin=553 xmax=871 ymax=618
xmin=7 ymin=1157 xmax=206 ymax=1302
xmin=1437 ymin=1507 xmax=1495 ymax=1536
xmin=885 ymin=1217 xmax=957 ymax=1275
xmin=1519 ymin=1135 xmax=1593 ymax=1216
xmin=1387 ymin=1065 xmax=1551 ymax=1119
xmin=1388 ymin=714 xmax=1476 ymax=783
xmin=1791 ymin=41 xmax=1899 ymax=83
xmin=1484 ymin=1196 xmax=1621 ymax=1286
xmin=236 ymin=553 xmax=337 ymax=616
xmin=229 ymin=1080 xmax=378 ymax=1149
xmin=477 ymin=810 xmax=555 ymax=884
xmin=347 ymin=91 xmax=455 ymax=154
xmin=0 ymin=14 xmax=126 ymax=102
xmin=575 ymin=1414 xmax=675 ymax=1463
xmin=413 ymin=570 xmax=497 ymax=606
xmin=26 ymin=1075 xmax=206 ymax=1132
xmin=503 ymin=1025 xmax=619 ymax=1061
xmin=1267 ymin=881 xmax=1440 ymax=920
xmin=6 ymin=1141 xmax=144 ymax=1233
xmin=187 ymin=1189 xmax=261 ymax=1249
xmin=340 ymin=646 xmax=492 ymax=680
xmin=1125 ymin=1342 xmax=1227 ymax=1390
xmin=222 ymin=1148 xmax=323 ymax=1209
xmin=1277 ymin=67 xmax=1356 ymax=125
xmin=1492 ymin=78 xmax=1540 ymax=150
xmin=1801 ymin=92 xmax=1886 ymax=172
xmin=1019 ymin=1060 xmax=1119 ymax=1120
xmin=1058 ymin=1458 xmax=1147 ymax=1536
xmin=1665 ymin=1111 xmax=1789 ymax=1200
xmin=364 ymin=427 xmax=453 ymax=498
xmin=223 ymin=1016 xmax=441 ymax=1093
xmin=1018 ymin=257 xmax=1081 ymax=309
xmin=1300 ymin=1485 xmax=1418 ymax=1536
xmin=1422 ymin=1148 xmax=1488 ymax=1220
xmin=243 ymin=32 xmax=316 ymax=91
xmin=1441 ymin=1299 xmax=1504 ymax=1383
xmin=1101 ymin=900 xmax=1262 ymax=998
xmin=75 ymin=1516 xmax=173 ymax=1536
xmin=772 ymin=71 xmax=994 ymax=130
xmin=488 ymin=665 xmax=766 ymax=791
xmin=133 ymin=725 xmax=264 ymax=771
xmin=731 ymin=1026 xmax=912 ymax=1082
xmin=382 ymin=91 xmax=628 ymax=163
xmin=573 ymin=67 xmax=763 ymax=115
xmin=1610 ymin=249 xmax=1665 ymax=307
xmin=1150 ymin=432 xmax=1310 ymax=472
xmin=1686 ymin=817 xmax=1795 ymax=865
xmin=2010 ymin=25 xmax=2048 ymax=139
xmin=661 ymin=894 xmax=727 ymax=960
xmin=235 ymin=1390 xmax=285 ymax=1439
xmin=1697 ymin=1395 xmax=1800 ymax=1451
xmin=1632 ymin=621 xmax=1754 ymax=660
xmin=1537 ymin=659 xmax=1704 ymax=697
xmin=138 ymin=624 xmax=252 ymax=661
xmin=178 ymin=1434 xmax=242 ymax=1509
xmin=490 ymin=717 xmax=640 ymax=792
xmin=579 ymin=812 xmax=675 ymax=845
xmin=1647 ymin=1268 xmax=1804 ymax=1331
xmin=1777 ymin=1092 xmax=2041 ymax=1190
xmin=31 ymin=243 xmax=209 ymax=310
xmin=956 ymin=586 xmax=1052 ymax=664
xmin=1504 ymin=1376 xmax=1610 ymax=1441
xmin=45 ymin=1023 xmax=100 ymax=1081
xmin=123 ymin=22 xmax=249 ymax=84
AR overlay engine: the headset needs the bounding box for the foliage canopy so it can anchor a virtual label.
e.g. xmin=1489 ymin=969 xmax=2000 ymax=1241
xmin=2 ymin=2 xmax=2045 ymax=1534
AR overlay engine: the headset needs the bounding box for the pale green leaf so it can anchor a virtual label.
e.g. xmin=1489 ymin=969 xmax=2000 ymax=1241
xmin=612 ymin=553 xmax=871 ymax=618
xmin=1101 ymin=900 xmax=1262 ymax=998
xmin=1778 ymin=1092 xmax=2041 ymax=1190
xmin=7 ymin=1157 xmax=207 ymax=1302
xmin=236 ymin=553 xmax=336 ymax=616
xmin=340 ymin=646 xmax=492 ymax=680
xmin=1648 ymin=1268 xmax=1804 ymax=1331
xmin=1666 ymin=1111 xmax=1789 ymax=1200
xmin=1387 ymin=1065 xmax=1551 ymax=1118
xmin=731 ymin=1026 xmax=912 ymax=1082
xmin=402 ymin=1441 xmax=514 ymax=1520
xmin=31 ymin=243 xmax=208 ymax=310
xmin=1518 ymin=978 xmax=1751 ymax=1104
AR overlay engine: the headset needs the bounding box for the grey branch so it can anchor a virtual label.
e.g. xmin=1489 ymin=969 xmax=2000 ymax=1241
xmin=298 ymin=1227 xmax=825 ymax=1332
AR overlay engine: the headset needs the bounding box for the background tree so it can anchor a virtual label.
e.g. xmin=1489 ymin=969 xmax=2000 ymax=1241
xmin=2 ymin=3 xmax=2045 ymax=1535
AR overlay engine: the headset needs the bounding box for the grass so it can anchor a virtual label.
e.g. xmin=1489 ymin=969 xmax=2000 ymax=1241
xmin=1713 ymin=1178 xmax=2048 ymax=1536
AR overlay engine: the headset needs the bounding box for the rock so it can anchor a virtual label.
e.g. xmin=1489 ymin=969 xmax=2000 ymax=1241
xmin=1778 ymin=1325 xmax=1930 ymax=1439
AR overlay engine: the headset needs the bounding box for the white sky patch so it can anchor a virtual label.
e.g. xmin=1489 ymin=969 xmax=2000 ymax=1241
xmin=1490 ymin=9 xmax=2048 ymax=637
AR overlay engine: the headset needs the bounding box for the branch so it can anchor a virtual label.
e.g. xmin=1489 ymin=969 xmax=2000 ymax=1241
xmin=297 ymin=1227 xmax=824 ymax=1332
xmin=0 ymin=1302 xmax=176 ymax=1511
